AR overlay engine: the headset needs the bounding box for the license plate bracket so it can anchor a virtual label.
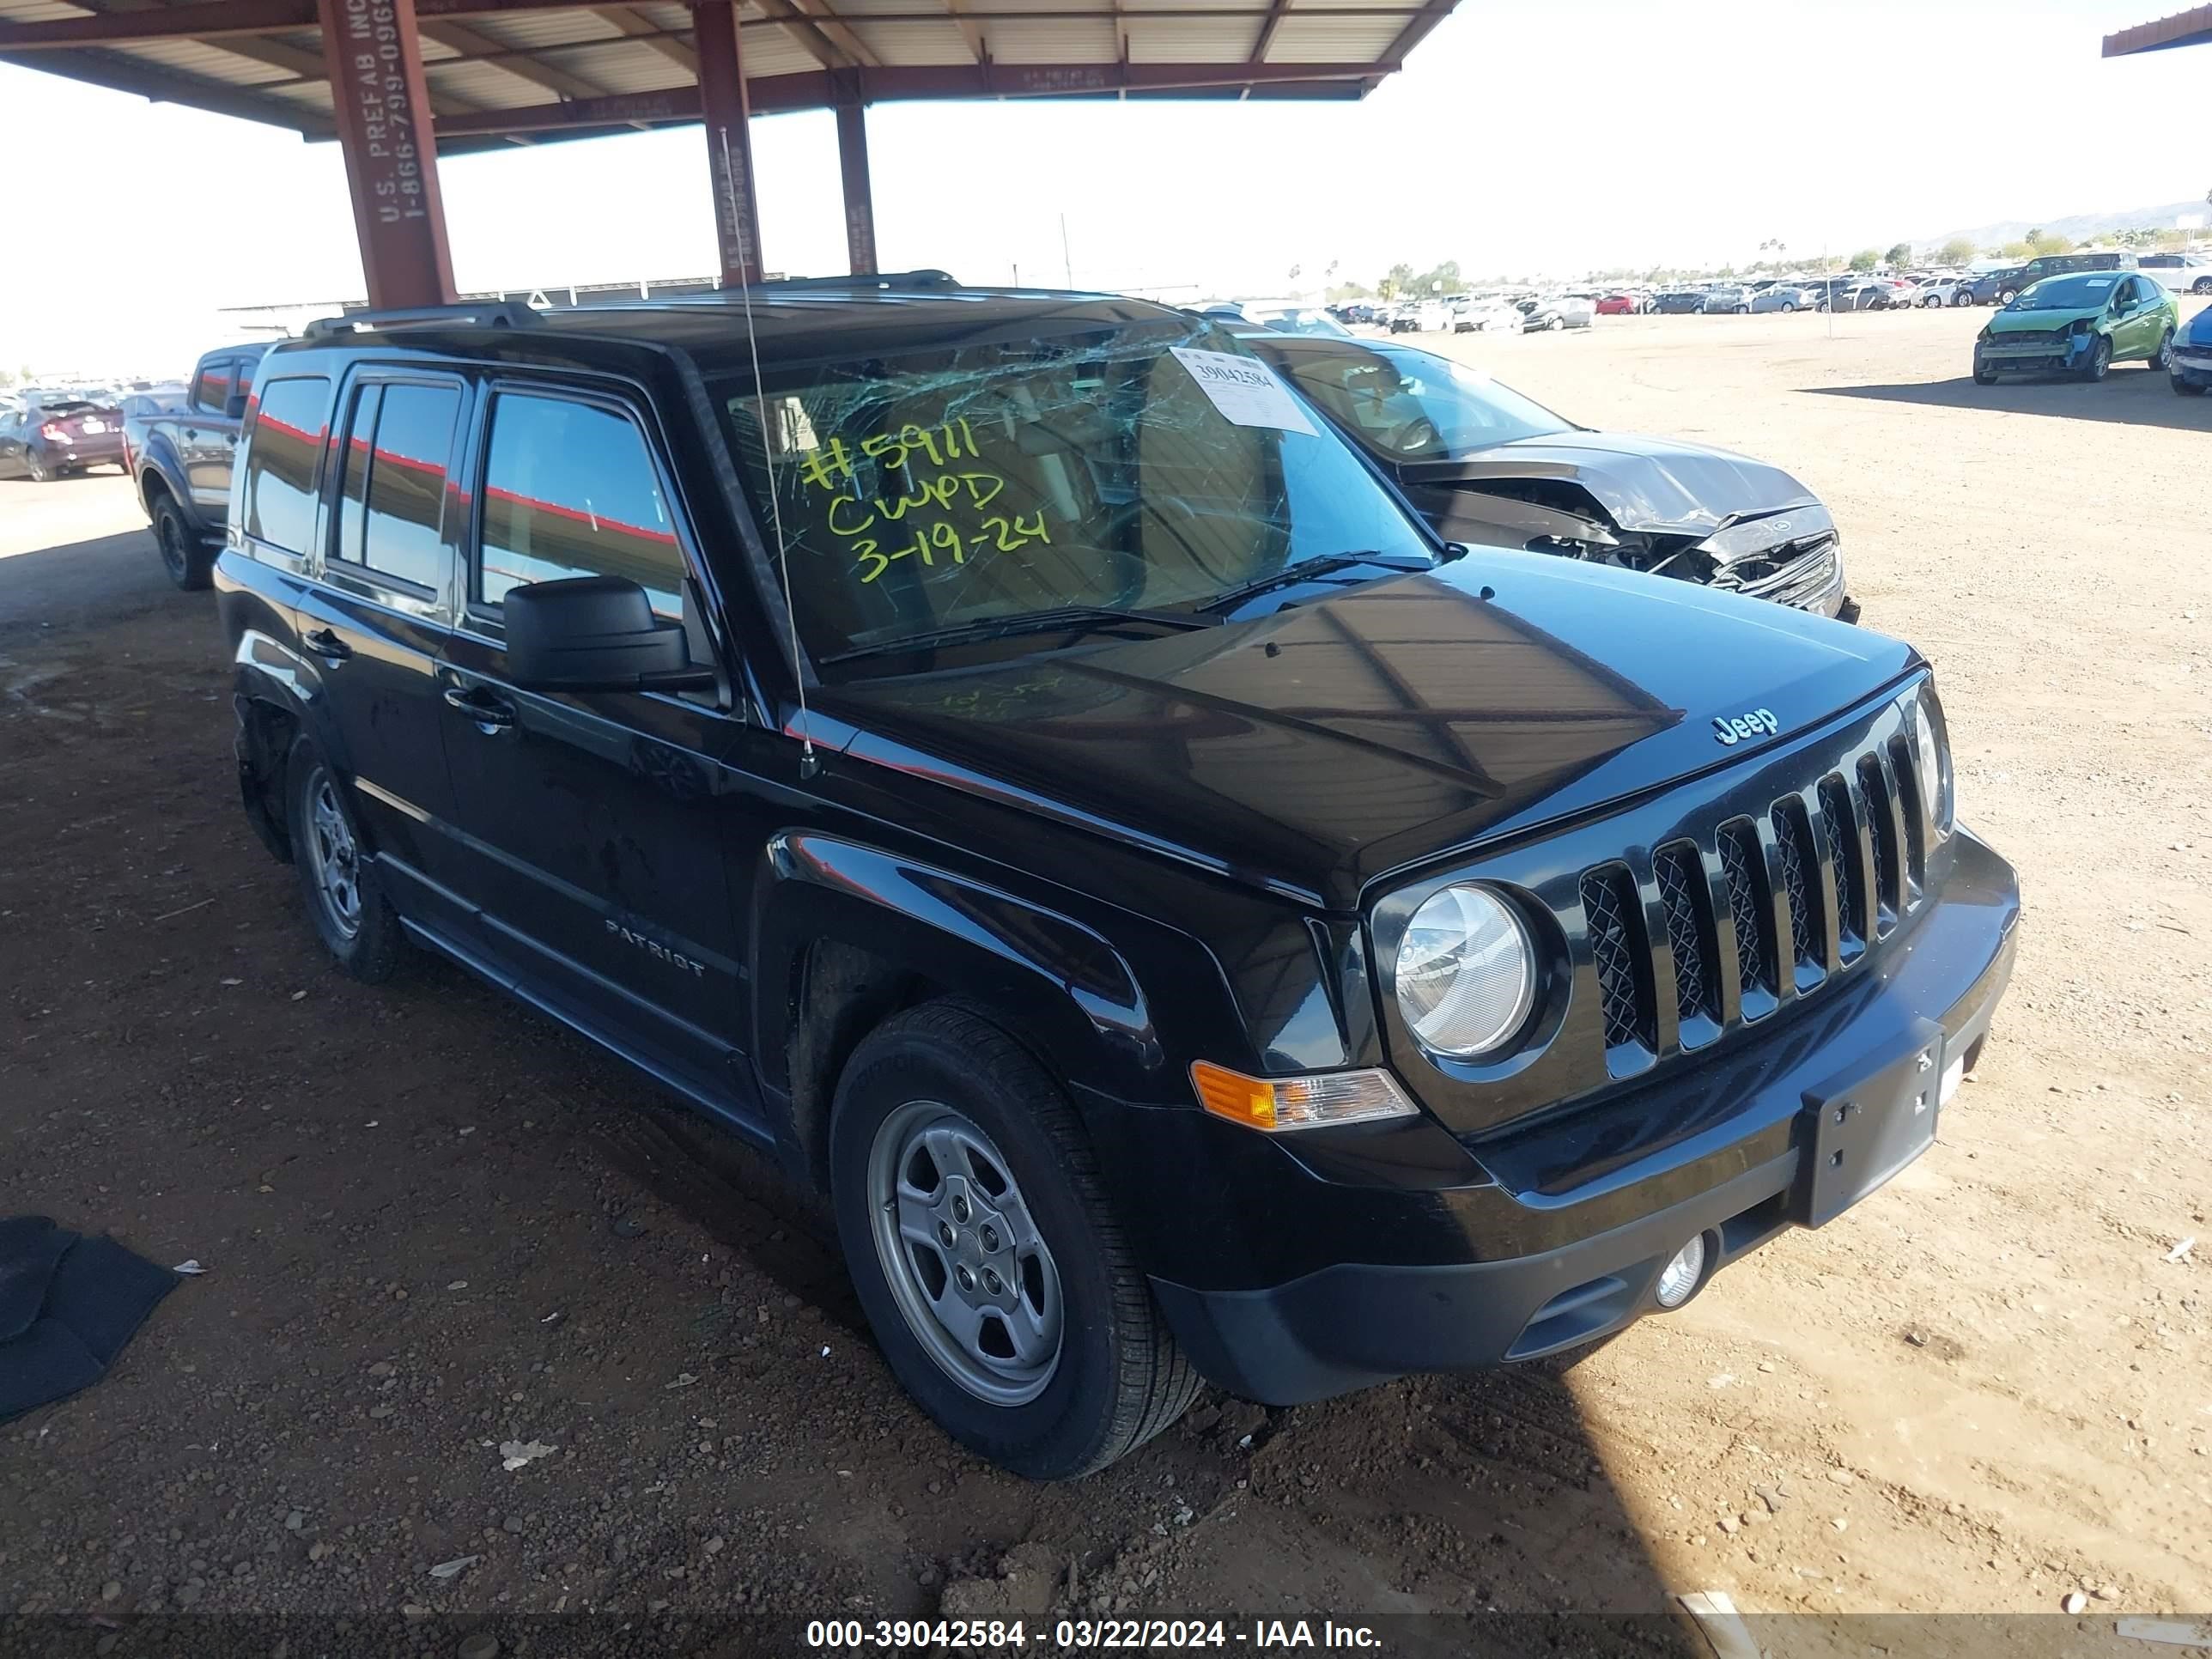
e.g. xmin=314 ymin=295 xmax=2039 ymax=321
xmin=1795 ymin=1018 xmax=1944 ymax=1227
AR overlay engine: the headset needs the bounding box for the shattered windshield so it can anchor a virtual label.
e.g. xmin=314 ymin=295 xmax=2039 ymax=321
xmin=714 ymin=319 xmax=1434 ymax=672
xmin=1259 ymin=342 xmax=1573 ymax=461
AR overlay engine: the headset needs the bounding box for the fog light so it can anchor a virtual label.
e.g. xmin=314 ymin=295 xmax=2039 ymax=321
xmin=1655 ymin=1236 xmax=1708 ymax=1309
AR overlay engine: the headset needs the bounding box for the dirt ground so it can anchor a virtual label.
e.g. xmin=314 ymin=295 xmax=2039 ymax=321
xmin=3 ymin=303 xmax=2209 ymax=1656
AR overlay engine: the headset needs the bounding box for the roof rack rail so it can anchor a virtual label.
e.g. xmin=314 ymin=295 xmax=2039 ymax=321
xmin=302 ymin=300 xmax=543 ymax=338
xmin=753 ymin=270 xmax=961 ymax=293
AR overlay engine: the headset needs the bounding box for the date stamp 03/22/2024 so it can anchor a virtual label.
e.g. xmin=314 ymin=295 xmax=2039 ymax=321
xmin=802 ymin=1617 xmax=1385 ymax=1652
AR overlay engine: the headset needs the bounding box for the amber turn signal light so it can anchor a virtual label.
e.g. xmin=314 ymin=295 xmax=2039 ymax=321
xmin=1189 ymin=1060 xmax=1419 ymax=1133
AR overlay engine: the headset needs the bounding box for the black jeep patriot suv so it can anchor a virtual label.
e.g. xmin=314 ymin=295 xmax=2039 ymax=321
xmin=216 ymin=281 xmax=2019 ymax=1480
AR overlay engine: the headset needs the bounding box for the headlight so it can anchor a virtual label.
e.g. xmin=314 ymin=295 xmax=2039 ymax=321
xmin=1395 ymin=884 xmax=1536 ymax=1058
xmin=1912 ymin=689 xmax=1954 ymax=839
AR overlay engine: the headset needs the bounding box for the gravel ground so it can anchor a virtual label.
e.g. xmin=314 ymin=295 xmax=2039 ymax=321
xmin=2 ymin=303 xmax=2209 ymax=1655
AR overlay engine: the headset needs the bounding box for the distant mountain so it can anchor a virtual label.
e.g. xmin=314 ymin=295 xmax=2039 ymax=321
xmin=1915 ymin=198 xmax=2207 ymax=252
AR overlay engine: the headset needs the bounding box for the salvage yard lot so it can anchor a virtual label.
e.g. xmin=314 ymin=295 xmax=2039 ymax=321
xmin=3 ymin=303 xmax=2209 ymax=1642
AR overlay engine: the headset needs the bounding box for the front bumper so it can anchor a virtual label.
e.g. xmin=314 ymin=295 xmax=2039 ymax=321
xmin=1976 ymin=331 xmax=2096 ymax=376
xmin=2171 ymin=347 xmax=2212 ymax=388
xmin=1131 ymin=829 xmax=2019 ymax=1406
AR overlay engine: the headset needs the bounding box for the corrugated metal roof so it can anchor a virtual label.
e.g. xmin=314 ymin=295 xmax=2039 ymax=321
xmin=2102 ymin=3 xmax=2212 ymax=53
xmin=0 ymin=0 xmax=1454 ymax=142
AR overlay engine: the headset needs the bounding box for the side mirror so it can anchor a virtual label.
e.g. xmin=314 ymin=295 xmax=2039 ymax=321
xmin=502 ymin=576 xmax=715 ymax=694
xmin=225 ymin=394 xmax=249 ymax=421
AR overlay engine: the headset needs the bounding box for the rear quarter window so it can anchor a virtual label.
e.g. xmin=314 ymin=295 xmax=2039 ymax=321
xmin=243 ymin=376 xmax=332 ymax=555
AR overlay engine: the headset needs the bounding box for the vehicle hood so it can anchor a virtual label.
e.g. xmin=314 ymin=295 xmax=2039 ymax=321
xmin=1400 ymin=429 xmax=1818 ymax=538
xmin=821 ymin=554 xmax=1917 ymax=910
xmin=2180 ymin=307 xmax=2212 ymax=346
xmin=1986 ymin=303 xmax=2103 ymax=333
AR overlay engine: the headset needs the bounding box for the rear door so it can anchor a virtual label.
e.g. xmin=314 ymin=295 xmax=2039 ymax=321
xmin=434 ymin=380 xmax=751 ymax=1107
xmin=291 ymin=367 xmax=471 ymax=920
xmin=183 ymin=355 xmax=240 ymax=508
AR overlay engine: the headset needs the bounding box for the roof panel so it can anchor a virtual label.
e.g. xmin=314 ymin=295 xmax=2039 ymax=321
xmin=1262 ymin=14 xmax=1401 ymax=60
xmin=986 ymin=16 xmax=1115 ymax=60
xmin=845 ymin=16 xmax=973 ymax=63
xmin=111 ymin=35 xmax=299 ymax=82
xmin=1124 ymin=15 xmax=1255 ymax=60
xmin=732 ymin=29 xmax=822 ymax=75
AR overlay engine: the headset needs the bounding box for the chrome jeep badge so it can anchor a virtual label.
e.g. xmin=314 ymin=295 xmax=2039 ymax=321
xmin=1713 ymin=708 xmax=1779 ymax=746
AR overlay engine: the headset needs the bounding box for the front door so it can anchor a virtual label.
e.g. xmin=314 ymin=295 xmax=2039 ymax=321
xmin=434 ymin=382 xmax=754 ymax=1115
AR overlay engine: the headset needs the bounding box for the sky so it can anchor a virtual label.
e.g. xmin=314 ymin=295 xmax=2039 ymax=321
xmin=3 ymin=0 xmax=2205 ymax=375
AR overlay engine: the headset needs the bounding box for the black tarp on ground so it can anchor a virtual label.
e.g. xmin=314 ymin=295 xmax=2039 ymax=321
xmin=0 ymin=1215 xmax=177 ymax=1423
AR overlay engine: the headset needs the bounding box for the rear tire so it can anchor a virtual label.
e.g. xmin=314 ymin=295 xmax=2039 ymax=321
xmin=25 ymin=447 xmax=49 ymax=483
xmin=153 ymin=493 xmax=210 ymax=591
xmin=2148 ymin=329 xmax=2173 ymax=372
xmin=830 ymin=1001 xmax=1200 ymax=1480
xmin=286 ymin=738 xmax=403 ymax=983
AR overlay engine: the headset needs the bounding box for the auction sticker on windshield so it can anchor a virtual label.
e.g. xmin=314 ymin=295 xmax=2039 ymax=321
xmin=1170 ymin=348 xmax=1317 ymax=436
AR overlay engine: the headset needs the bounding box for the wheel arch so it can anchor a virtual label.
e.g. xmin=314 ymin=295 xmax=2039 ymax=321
xmin=751 ymin=832 xmax=1164 ymax=1189
xmin=230 ymin=641 xmax=353 ymax=865
xmin=135 ymin=443 xmax=196 ymax=524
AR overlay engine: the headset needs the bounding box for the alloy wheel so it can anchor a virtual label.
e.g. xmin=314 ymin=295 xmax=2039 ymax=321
xmin=156 ymin=511 xmax=188 ymax=581
xmin=303 ymin=771 xmax=362 ymax=939
xmin=867 ymin=1100 xmax=1063 ymax=1407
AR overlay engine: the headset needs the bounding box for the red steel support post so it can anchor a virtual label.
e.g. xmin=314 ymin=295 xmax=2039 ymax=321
xmin=835 ymin=97 xmax=878 ymax=276
xmin=693 ymin=1 xmax=764 ymax=286
xmin=315 ymin=0 xmax=456 ymax=307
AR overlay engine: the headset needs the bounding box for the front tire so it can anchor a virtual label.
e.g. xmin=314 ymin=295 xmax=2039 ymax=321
xmin=2175 ymin=374 xmax=2207 ymax=397
xmin=152 ymin=494 xmax=210 ymax=591
xmin=830 ymin=1002 xmax=1200 ymax=1480
xmin=287 ymin=738 xmax=402 ymax=982
xmin=2081 ymin=336 xmax=2112 ymax=382
xmin=1973 ymin=357 xmax=1997 ymax=386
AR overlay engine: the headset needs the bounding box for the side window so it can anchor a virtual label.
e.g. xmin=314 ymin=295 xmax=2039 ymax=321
xmin=242 ymin=376 xmax=331 ymax=554
xmin=476 ymin=392 xmax=684 ymax=617
xmin=331 ymin=380 xmax=460 ymax=590
xmin=191 ymin=358 xmax=234 ymax=416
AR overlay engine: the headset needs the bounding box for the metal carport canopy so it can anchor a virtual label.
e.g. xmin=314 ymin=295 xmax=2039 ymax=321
xmin=2101 ymin=4 xmax=2212 ymax=53
xmin=0 ymin=0 xmax=1460 ymax=306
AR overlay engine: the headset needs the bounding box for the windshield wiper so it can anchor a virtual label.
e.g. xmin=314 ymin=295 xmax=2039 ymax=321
xmin=819 ymin=604 xmax=1220 ymax=665
xmin=1196 ymin=551 xmax=1435 ymax=616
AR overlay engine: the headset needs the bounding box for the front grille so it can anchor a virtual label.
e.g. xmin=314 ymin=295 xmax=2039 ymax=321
xmin=1715 ymin=818 xmax=1773 ymax=1006
xmin=1580 ymin=865 xmax=1650 ymax=1051
xmin=1818 ymin=775 xmax=1863 ymax=950
xmin=1652 ymin=842 xmax=1716 ymax=1025
xmin=1577 ymin=726 xmax=1923 ymax=1072
xmin=1772 ymin=798 xmax=1822 ymax=971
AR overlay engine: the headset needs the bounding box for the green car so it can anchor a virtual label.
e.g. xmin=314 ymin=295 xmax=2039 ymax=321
xmin=1972 ymin=271 xmax=2179 ymax=383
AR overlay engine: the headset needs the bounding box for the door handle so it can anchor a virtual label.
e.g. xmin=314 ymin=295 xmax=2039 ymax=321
xmin=304 ymin=627 xmax=352 ymax=662
xmin=443 ymin=684 xmax=516 ymax=730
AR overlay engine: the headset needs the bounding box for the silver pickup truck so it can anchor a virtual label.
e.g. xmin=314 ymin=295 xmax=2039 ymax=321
xmin=129 ymin=343 xmax=271 ymax=590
